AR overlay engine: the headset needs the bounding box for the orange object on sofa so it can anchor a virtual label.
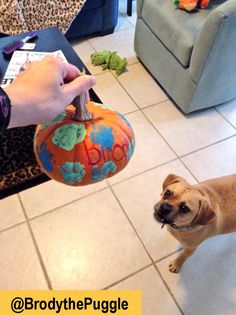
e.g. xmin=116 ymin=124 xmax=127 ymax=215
xmin=174 ymin=0 xmax=209 ymax=11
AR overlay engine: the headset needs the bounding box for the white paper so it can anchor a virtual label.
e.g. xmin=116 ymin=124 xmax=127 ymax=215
xmin=1 ymin=50 xmax=67 ymax=87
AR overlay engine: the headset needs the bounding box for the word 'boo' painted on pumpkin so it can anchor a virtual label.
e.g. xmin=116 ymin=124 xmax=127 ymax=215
xmin=34 ymin=101 xmax=135 ymax=186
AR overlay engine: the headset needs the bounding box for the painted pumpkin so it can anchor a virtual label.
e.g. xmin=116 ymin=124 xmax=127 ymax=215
xmin=34 ymin=99 xmax=135 ymax=186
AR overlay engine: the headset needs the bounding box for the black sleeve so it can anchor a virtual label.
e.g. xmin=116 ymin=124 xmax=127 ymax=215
xmin=0 ymin=87 xmax=11 ymax=130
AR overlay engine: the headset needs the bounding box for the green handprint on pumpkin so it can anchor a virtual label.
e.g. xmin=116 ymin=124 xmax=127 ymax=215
xmin=52 ymin=124 xmax=87 ymax=151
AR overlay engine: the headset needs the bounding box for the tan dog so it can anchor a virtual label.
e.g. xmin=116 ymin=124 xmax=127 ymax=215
xmin=154 ymin=173 xmax=236 ymax=273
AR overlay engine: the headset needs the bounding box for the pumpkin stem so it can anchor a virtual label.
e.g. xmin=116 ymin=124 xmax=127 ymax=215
xmin=73 ymin=93 xmax=93 ymax=121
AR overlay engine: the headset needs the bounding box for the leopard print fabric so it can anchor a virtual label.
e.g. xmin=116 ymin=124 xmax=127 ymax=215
xmin=0 ymin=125 xmax=45 ymax=194
xmin=0 ymin=165 xmax=42 ymax=191
xmin=0 ymin=0 xmax=87 ymax=35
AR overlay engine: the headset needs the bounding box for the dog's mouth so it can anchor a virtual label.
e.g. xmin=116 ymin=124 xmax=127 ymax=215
xmin=154 ymin=211 xmax=172 ymax=229
xmin=154 ymin=211 xmax=194 ymax=231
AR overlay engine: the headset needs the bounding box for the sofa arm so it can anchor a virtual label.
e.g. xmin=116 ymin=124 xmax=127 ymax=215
xmin=190 ymin=0 xmax=236 ymax=83
xmin=137 ymin=0 xmax=145 ymax=18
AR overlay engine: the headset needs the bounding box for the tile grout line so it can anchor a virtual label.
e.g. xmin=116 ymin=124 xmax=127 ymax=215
xmin=178 ymin=158 xmax=200 ymax=184
xmin=179 ymin=133 xmax=236 ymax=159
xmin=109 ymin=157 xmax=179 ymax=187
xmin=108 ymin=185 xmax=185 ymax=315
xmin=140 ymin=108 xmax=180 ymax=157
xmin=154 ymin=248 xmax=183 ymax=264
xmin=0 ymin=220 xmax=26 ymax=236
xmin=25 ymin=186 xmax=109 ymax=224
xmin=141 ymin=106 xmax=236 ymax=160
xmin=109 ymin=64 xmax=142 ymax=111
xmin=17 ymin=194 xmax=53 ymax=290
xmin=103 ymin=248 xmax=183 ymax=290
xmin=214 ymin=106 xmax=236 ymax=130
xmin=151 ymin=264 xmax=185 ymax=315
xmin=109 ymin=62 xmax=170 ymax=111
xmin=137 ymin=98 xmax=172 ymax=110
xmin=103 ymin=264 xmax=153 ymax=290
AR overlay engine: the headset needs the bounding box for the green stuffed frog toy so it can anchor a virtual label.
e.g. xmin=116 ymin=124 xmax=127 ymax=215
xmin=91 ymin=50 xmax=127 ymax=76
xmin=90 ymin=50 xmax=112 ymax=66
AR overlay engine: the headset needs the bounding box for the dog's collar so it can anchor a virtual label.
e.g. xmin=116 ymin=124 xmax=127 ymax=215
xmin=169 ymin=223 xmax=194 ymax=231
xmin=161 ymin=222 xmax=194 ymax=230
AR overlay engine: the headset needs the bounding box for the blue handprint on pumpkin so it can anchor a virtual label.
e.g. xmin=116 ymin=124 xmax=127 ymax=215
xmin=36 ymin=141 xmax=54 ymax=173
xmin=60 ymin=161 xmax=86 ymax=184
xmin=92 ymin=161 xmax=117 ymax=181
xmin=90 ymin=126 xmax=114 ymax=151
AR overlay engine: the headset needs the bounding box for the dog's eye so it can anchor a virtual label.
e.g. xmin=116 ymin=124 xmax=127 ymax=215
xmin=164 ymin=189 xmax=173 ymax=198
xmin=179 ymin=203 xmax=190 ymax=214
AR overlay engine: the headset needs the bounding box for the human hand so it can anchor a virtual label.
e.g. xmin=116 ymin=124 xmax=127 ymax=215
xmin=4 ymin=56 xmax=96 ymax=128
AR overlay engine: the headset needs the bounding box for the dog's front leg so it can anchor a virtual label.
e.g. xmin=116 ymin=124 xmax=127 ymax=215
xmin=169 ymin=247 xmax=196 ymax=273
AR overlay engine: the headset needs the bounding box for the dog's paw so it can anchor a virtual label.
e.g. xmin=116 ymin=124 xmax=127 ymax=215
xmin=169 ymin=260 xmax=181 ymax=273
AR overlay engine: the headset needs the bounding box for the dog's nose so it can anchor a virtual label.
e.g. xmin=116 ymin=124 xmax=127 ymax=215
xmin=159 ymin=202 xmax=173 ymax=215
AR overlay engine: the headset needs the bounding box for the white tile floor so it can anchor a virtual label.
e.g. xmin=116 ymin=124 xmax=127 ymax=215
xmin=1 ymin=1 xmax=236 ymax=314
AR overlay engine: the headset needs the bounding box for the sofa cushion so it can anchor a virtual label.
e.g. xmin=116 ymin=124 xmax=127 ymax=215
xmin=141 ymin=0 xmax=213 ymax=67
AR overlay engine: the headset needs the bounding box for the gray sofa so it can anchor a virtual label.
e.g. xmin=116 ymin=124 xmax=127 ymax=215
xmin=134 ymin=0 xmax=236 ymax=113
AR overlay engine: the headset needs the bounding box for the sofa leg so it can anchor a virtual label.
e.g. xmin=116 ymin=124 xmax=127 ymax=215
xmin=100 ymin=27 xmax=115 ymax=36
xmin=127 ymin=0 xmax=133 ymax=16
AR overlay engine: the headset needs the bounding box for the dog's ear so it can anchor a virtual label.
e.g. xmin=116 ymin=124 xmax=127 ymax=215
xmin=193 ymin=198 xmax=216 ymax=226
xmin=162 ymin=174 xmax=189 ymax=190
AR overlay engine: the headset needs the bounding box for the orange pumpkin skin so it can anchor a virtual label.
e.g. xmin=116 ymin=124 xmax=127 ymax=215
xmin=34 ymin=102 xmax=135 ymax=186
